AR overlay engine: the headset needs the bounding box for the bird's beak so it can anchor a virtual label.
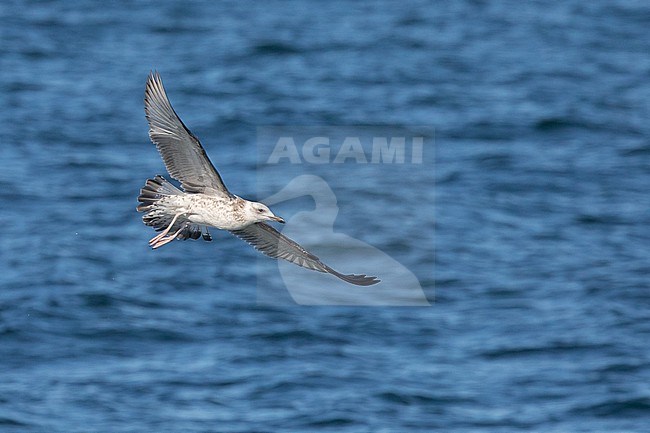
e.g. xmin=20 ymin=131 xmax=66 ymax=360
xmin=269 ymin=215 xmax=285 ymax=224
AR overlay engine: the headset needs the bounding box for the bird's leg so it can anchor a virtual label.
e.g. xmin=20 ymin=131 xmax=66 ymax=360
xmin=150 ymin=224 xmax=186 ymax=249
xmin=149 ymin=213 xmax=183 ymax=247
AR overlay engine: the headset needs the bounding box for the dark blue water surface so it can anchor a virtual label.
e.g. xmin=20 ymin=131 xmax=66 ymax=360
xmin=2 ymin=0 xmax=650 ymax=431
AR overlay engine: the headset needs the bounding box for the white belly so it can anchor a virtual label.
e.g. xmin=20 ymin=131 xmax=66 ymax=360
xmin=157 ymin=193 xmax=250 ymax=231
xmin=184 ymin=194 xmax=248 ymax=230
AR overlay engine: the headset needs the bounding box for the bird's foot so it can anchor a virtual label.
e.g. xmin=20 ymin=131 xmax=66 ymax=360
xmin=150 ymin=225 xmax=185 ymax=249
xmin=148 ymin=213 xmax=183 ymax=248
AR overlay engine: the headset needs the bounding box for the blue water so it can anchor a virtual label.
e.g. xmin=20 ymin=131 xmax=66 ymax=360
xmin=2 ymin=0 xmax=650 ymax=431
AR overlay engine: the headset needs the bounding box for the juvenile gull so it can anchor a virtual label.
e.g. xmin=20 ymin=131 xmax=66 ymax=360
xmin=137 ymin=72 xmax=379 ymax=286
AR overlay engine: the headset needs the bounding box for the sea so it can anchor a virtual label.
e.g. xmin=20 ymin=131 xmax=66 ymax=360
xmin=1 ymin=0 xmax=649 ymax=431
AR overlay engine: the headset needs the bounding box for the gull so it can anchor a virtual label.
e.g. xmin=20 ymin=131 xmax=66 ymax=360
xmin=136 ymin=72 xmax=379 ymax=286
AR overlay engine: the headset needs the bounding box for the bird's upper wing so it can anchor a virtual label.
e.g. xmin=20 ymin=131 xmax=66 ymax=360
xmin=144 ymin=71 xmax=231 ymax=197
xmin=231 ymin=222 xmax=380 ymax=286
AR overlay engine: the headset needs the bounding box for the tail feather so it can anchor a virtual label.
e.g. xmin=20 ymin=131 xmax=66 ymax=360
xmin=136 ymin=175 xmax=182 ymax=212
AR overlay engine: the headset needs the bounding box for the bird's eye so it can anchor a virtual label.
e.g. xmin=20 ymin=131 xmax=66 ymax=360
xmin=257 ymin=208 xmax=264 ymax=213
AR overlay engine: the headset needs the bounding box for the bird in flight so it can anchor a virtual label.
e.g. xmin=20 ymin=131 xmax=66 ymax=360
xmin=136 ymin=72 xmax=379 ymax=286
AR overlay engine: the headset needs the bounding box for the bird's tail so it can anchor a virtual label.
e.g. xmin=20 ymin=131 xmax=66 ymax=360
xmin=136 ymin=175 xmax=209 ymax=241
xmin=136 ymin=175 xmax=182 ymax=212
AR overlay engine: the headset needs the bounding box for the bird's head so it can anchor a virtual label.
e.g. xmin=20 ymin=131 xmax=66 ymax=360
xmin=244 ymin=200 xmax=285 ymax=224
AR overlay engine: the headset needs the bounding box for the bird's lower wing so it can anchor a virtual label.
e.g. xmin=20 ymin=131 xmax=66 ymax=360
xmin=230 ymin=222 xmax=380 ymax=286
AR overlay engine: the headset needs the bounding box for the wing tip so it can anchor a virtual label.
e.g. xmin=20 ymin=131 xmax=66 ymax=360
xmin=335 ymin=273 xmax=381 ymax=286
xmin=145 ymin=70 xmax=164 ymax=101
xmin=147 ymin=69 xmax=161 ymax=84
